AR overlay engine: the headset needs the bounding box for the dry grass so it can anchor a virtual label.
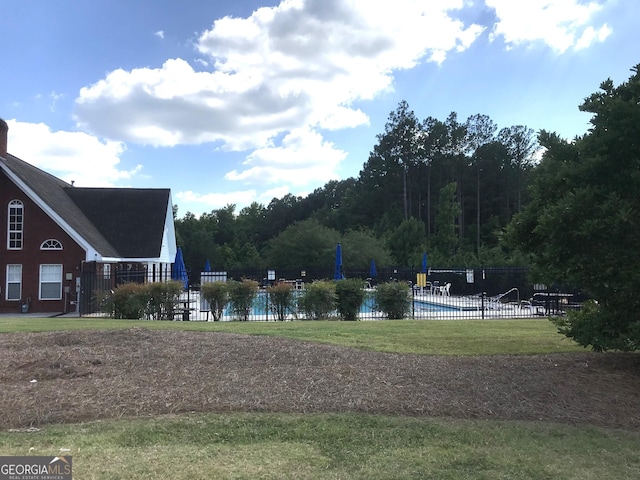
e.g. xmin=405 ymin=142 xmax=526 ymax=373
xmin=1 ymin=328 xmax=639 ymax=431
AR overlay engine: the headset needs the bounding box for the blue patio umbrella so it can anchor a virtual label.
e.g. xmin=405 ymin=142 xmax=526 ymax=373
xmin=203 ymin=259 xmax=211 ymax=272
xmin=172 ymin=247 xmax=188 ymax=290
xmin=421 ymin=252 xmax=428 ymax=274
xmin=334 ymin=243 xmax=345 ymax=280
xmin=369 ymin=259 xmax=377 ymax=278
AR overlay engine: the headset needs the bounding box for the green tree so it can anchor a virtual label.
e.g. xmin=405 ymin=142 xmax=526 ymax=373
xmin=497 ymin=125 xmax=537 ymax=213
xmin=263 ymin=193 xmax=305 ymax=240
xmin=505 ymin=65 xmax=640 ymax=351
xmin=265 ymin=218 xmax=341 ymax=268
xmin=235 ymin=202 xmax=268 ymax=252
xmin=212 ymin=204 xmax=237 ymax=246
xmin=174 ymin=211 xmax=217 ymax=273
xmin=354 ymin=101 xmax=424 ymax=229
xmin=341 ymin=228 xmax=393 ymax=268
xmin=418 ymin=116 xmax=449 ymax=236
xmin=387 ymin=217 xmax=427 ymax=266
xmin=430 ymin=182 xmax=460 ymax=263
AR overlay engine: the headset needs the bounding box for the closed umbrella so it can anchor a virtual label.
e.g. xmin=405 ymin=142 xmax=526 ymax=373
xmin=204 ymin=259 xmax=211 ymax=272
xmin=172 ymin=247 xmax=188 ymax=290
xmin=421 ymin=252 xmax=428 ymax=274
xmin=334 ymin=243 xmax=345 ymax=280
xmin=369 ymin=259 xmax=377 ymax=278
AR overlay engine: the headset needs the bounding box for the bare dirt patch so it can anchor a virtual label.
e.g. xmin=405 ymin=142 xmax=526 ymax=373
xmin=1 ymin=328 xmax=639 ymax=431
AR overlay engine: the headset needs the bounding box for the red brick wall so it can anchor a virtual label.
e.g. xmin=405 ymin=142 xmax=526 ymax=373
xmin=0 ymin=171 xmax=86 ymax=314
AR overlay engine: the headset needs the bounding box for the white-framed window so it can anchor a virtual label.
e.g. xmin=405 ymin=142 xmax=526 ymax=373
xmin=41 ymin=239 xmax=63 ymax=250
xmin=6 ymin=264 xmax=22 ymax=301
xmin=102 ymin=263 xmax=111 ymax=279
xmin=7 ymin=200 xmax=24 ymax=250
xmin=39 ymin=264 xmax=62 ymax=300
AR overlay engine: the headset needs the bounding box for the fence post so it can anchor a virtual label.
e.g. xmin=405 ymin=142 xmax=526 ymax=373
xmin=412 ymin=277 xmax=416 ymax=320
xmin=481 ymin=267 xmax=486 ymax=320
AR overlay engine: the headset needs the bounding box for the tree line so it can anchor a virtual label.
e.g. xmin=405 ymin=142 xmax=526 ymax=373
xmin=175 ymin=103 xmax=537 ymax=273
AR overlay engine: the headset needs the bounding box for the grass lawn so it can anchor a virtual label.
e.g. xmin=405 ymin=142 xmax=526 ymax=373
xmin=1 ymin=413 xmax=639 ymax=479
xmin=0 ymin=317 xmax=586 ymax=355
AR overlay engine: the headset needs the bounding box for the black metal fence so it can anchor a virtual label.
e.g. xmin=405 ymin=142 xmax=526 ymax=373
xmin=79 ymin=262 xmax=172 ymax=316
xmin=80 ymin=264 xmax=584 ymax=321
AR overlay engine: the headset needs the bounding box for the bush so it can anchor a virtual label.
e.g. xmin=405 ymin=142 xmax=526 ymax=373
xmin=373 ymin=282 xmax=411 ymax=319
xmin=200 ymin=281 xmax=229 ymax=321
xmin=552 ymin=300 xmax=640 ymax=352
xmin=267 ymin=282 xmax=297 ymax=321
xmin=109 ymin=282 xmax=148 ymax=319
xmin=227 ymin=279 xmax=259 ymax=321
xmin=145 ymin=281 xmax=184 ymax=320
xmin=298 ymin=281 xmax=336 ymax=320
xmin=335 ymin=279 xmax=366 ymax=321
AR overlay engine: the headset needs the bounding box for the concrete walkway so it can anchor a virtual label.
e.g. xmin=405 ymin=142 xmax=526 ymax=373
xmin=0 ymin=312 xmax=80 ymax=318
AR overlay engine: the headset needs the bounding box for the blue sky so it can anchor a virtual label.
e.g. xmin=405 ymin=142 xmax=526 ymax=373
xmin=1 ymin=0 xmax=638 ymax=218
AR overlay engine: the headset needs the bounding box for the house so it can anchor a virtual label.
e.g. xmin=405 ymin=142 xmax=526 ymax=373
xmin=0 ymin=118 xmax=177 ymax=315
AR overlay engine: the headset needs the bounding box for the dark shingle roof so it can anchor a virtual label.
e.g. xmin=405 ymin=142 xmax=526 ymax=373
xmin=1 ymin=153 xmax=170 ymax=259
xmin=66 ymin=188 xmax=170 ymax=258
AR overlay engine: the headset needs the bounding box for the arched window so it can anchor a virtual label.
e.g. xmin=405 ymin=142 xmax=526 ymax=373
xmin=7 ymin=200 xmax=23 ymax=249
xmin=41 ymin=239 xmax=63 ymax=250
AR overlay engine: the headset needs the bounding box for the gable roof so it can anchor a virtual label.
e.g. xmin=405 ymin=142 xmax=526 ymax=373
xmin=0 ymin=152 xmax=174 ymax=262
xmin=66 ymin=188 xmax=170 ymax=258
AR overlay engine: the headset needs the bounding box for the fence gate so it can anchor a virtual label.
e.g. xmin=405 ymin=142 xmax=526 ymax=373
xmin=79 ymin=263 xmax=150 ymax=315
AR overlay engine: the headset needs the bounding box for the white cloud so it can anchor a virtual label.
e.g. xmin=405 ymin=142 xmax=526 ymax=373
xmin=49 ymin=91 xmax=64 ymax=112
xmin=259 ymin=185 xmax=292 ymax=204
xmin=225 ymin=127 xmax=346 ymax=185
xmin=174 ymin=185 xmax=303 ymax=214
xmin=155 ymin=30 xmax=164 ymax=39
xmin=575 ymin=23 xmax=611 ymax=50
xmin=487 ymin=0 xmax=610 ymax=53
xmin=5 ymin=120 xmax=137 ymax=187
xmin=74 ymin=0 xmax=484 ymax=189
xmin=174 ymin=189 xmax=258 ymax=213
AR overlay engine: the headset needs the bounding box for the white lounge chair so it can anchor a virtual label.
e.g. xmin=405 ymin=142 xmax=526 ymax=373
xmin=438 ymin=283 xmax=451 ymax=296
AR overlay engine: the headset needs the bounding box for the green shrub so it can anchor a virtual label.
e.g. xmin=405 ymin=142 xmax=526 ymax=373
xmin=145 ymin=281 xmax=183 ymax=320
xmin=335 ymin=279 xmax=366 ymax=321
xmin=200 ymin=282 xmax=229 ymax=322
xmin=227 ymin=279 xmax=259 ymax=321
xmin=298 ymin=281 xmax=336 ymax=320
xmin=373 ymin=282 xmax=411 ymax=319
xmin=552 ymin=300 xmax=640 ymax=352
xmin=94 ymin=289 xmax=113 ymax=315
xmin=267 ymin=282 xmax=297 ymax=321
xmin=109 ymin=282 xmax=148 ymax=319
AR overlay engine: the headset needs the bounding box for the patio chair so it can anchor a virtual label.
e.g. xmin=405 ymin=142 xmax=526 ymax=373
xmin=438 ymin=283 xmax=451 ymax=296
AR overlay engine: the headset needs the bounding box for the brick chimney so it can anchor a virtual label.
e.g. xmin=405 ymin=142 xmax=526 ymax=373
xmin=0 ymin=118 xmax=8 ymax=158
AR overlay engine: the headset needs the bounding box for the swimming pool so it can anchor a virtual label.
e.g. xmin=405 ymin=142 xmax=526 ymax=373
xmin=218 ymin=291 xmax=463 ymax=319
xmin=413 ymin=300 xmax=462 ymax=312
